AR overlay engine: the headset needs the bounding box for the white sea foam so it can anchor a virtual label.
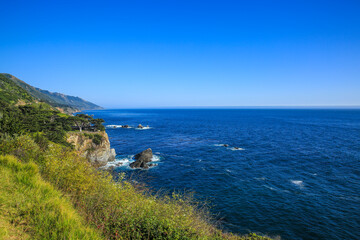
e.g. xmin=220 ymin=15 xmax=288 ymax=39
xmin=230 ymin=147 xmax=245 ymax=151
xmin=101 ymin=155 xmax=133 ymax=169
xmin=263 ymin=185 xmax=290 ymax=193
xmin=263 ymin=185 xmax=276 ymax=191
xmin=213 ymin=144 xmax=227 ymax=147
xmin=180 ymin=164 xmax=191 ymax=167
xmin=106 ymin=125 xmax=122 ymax=128
xmin=255 ymin=177 xmax=266 ymax=181
xmin=135 ymin=126 xmax=152 ymax=130
xmin=151 ymin=155 xmax=161 ymax=162
xmin=102 ymin=154 xmax=161 ymax=170
xmin=291 ymin=180 xmax=304 ymax=188
xmin=213 ymin=144 xmax=244 ymax=150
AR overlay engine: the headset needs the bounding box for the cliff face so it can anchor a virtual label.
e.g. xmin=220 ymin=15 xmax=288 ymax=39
xmin=67 ymin=131 xmax=116 ymax=166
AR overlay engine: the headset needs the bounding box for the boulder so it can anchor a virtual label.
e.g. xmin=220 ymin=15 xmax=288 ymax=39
xmin=130 ymin=148 xmax=153 ymax=169
xmin=223 ymin=144 xmax=229 ymax=147
xmin=137 ymin=124 xmax=144 ymax=129
xmin=122 ymin=125 xmax=130 ymax=128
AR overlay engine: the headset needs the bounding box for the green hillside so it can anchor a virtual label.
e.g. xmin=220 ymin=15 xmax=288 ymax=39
xmin=0 ymin=73 xmax=103 ymax=111
xmin=0 ymin=74 xmax=34 ymax=105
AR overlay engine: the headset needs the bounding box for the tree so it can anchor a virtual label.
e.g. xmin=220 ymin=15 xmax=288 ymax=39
xmin=69 ymin=114 xmax=92 ymax=132
xmin=91 ymin=118 xmax=105 ymax=131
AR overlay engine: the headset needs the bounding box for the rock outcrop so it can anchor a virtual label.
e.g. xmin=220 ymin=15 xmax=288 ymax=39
xmin=67 ymin=131 xmax=116 ymax=167
xmin=130 ymin=148 xmax=153 ymax=169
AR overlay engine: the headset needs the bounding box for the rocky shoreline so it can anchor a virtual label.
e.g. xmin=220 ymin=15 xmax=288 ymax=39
xmin=67 ymin=122 xmax=158 ymax=169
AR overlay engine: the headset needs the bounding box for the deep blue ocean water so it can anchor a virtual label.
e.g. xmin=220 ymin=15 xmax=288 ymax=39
xmin=83 ymin=109 xmax=360 ymax=240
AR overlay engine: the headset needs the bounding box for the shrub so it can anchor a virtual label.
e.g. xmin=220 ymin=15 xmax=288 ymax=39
xmin=92 ymin=134 xmax=103 ymax=145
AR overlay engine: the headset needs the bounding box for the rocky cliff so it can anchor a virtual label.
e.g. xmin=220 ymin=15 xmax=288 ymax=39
xmin=67 ymin=131 xmax=116 ymax=166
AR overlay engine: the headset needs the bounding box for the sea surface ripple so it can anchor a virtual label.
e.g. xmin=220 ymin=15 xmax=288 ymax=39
xmin=83 ymin=109 xmax=360 ymax=240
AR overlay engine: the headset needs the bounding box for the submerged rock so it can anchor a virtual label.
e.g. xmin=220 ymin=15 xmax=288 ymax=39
xmin=137 ymin=124 xmax=144 ymax=129
xmin=108 ymin=161 xmax=123 ymax=171
xmin=122 ymin=125 xmax=130 ymax=128
xmin=223 ymin=144 xmax=229 ymax=147
xmin=130 ymin=148 xmax=153 ymax=169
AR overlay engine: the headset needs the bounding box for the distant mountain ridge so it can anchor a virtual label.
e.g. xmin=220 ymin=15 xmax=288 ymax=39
xmin=0 ymin=73 xmax=103 ymax=112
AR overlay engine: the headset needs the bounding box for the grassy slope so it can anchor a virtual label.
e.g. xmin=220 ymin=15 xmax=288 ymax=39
xmin=0 ymin=155 xmax=103 ymax=240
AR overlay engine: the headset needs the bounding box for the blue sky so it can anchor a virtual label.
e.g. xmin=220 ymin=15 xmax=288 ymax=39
xmin=1 ymin=0 xmax=360 ymax=108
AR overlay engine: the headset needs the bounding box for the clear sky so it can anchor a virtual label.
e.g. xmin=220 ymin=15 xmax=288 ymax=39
xmin=1 ymin=0 xmax=360 ymax=108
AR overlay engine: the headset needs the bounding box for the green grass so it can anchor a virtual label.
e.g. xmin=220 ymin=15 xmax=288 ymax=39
xmin=0 ymin=215 xmax=30 ymax=240
xmin=0 ymin=155 xmax=103 ymax=240
xmin=0 ymin=135 xmax=274 ymax=240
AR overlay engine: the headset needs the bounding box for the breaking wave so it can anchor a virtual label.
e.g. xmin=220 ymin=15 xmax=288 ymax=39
xmin=106 ymin=125 xmax=123 ymax=128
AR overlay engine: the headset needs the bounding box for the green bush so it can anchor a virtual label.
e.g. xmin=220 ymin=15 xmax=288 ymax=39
xmin=92 ymin=134 xmax=103 ymax=145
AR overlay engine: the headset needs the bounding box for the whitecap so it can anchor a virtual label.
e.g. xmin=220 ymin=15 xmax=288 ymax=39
xmin=106 ymin=125 xmax=122 ymax=128
xmin=230 ymin=147 xmax=245 ymax=151
xmin=135 ymin=126 xmax=152 ymax=130
xmin=291 ymin=180 xmax=304 ymax=188
xmin=213 ymin=144 xmax=227 ymax=147
xmin=255 ymin=177 xmax=266 ymax=181
xmin=263 ymin=185 xmax=276 ymax=191
xmin=180 ymin=164 xmax=191 ymax=167
xmin=263 ymin=185 xmax=290 ymax=193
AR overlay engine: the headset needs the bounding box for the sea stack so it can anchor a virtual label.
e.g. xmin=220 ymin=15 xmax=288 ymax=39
xmin=130 ymin=148 xmax=153 ymax=169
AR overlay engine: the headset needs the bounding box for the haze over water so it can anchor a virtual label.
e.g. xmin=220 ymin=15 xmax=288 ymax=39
xmin=83 ymin=108 xmax=360 ymax=240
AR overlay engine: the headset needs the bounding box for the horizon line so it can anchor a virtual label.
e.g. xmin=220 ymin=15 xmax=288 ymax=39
xmin=95 ymin=105 xmax=360 ymax=110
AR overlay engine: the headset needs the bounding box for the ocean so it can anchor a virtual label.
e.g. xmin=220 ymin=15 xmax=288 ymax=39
xmin=82 ymin=109 xmax=360 ymax=240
